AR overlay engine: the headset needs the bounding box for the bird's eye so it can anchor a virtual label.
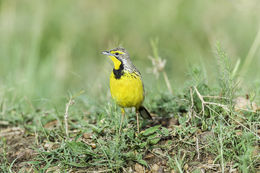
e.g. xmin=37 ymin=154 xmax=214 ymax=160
xmin=115 ymin=52 xmax=119 ymax=56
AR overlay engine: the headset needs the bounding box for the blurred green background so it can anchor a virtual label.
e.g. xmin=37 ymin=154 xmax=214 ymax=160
xmin=0 ymin=0 xmax=260 ymax=101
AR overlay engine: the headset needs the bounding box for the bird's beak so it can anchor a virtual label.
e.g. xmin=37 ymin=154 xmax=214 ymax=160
xmin=101 ymin=51 xmax=114 ymax=56
xmin=102 ymin=50 xmax=121 ymax=69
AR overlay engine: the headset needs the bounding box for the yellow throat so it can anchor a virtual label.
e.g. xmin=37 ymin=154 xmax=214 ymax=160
xmin=102 ymin=48 xmax=144 ymax=108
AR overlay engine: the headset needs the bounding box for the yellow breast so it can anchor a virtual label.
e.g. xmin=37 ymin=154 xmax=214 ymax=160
xmin=110 ymin=71 xmax=144 ymax=108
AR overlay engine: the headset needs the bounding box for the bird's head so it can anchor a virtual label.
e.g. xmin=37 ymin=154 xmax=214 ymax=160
xmin=102 ymin=47 xmax=130 ymax=70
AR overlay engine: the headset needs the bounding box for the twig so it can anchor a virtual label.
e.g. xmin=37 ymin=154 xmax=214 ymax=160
xmin=194 ymin=86 xmax=205 ymax=116
xmin=203 ymin=96 xmax=229 ymax=100
xmin=187 ymin=110 xmax=192 ymax=123
xmin=63 ymin=90 xmax=85 ymax=139
xmin=187 ymin=87 xmax=194 ymax=122
xmin=196 ymin=137 xmax=200 ymax=160
xmin=85 ymin=170 xmax=112 ymax=173
xmin=218 ymin=128 xmax=225 ymax=173
xmin=235 ymin=107 xmax=257 ymax=113
xmin=64 ymin=98 xmax=74 ymax=138
xmin=204 ymin=101 xmax=229 ymax=111
xmin=194 ymin=86 xmax=229 ymax=114
xmin=188 ymin=87 xmax=201 ymax=120
xmin=34 ymin=128 xmax=39 ymax=145
xmin=162 ymin=71 xmax=173 ymax=95
xmin=190 ymin=87 xmax=194 ymax=109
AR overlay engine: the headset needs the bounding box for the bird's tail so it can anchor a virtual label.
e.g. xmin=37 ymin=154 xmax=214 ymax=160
xmin=138 ymin=106 xmax=152 ymax=120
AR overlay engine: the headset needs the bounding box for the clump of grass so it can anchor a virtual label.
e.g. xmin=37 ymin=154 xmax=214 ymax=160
xmin=216 ymin=43 xmax=238 ymax=106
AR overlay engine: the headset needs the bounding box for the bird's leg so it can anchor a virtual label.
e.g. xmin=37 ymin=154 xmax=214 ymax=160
xmin=136 ymin=109 xmax=140 ymax=133
xmin=119 ymin=108 xmax=125 ymax=133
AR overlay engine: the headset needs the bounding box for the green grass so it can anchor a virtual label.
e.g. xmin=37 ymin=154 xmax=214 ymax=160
xmin=1 ymin=45 xmax=259 ymax=172
xmin=0 ymin=0 xmax=260 ymax=172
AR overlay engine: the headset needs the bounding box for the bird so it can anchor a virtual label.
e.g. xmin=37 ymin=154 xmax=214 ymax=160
xmin=102 ymin=47 xmax=152 ymax=133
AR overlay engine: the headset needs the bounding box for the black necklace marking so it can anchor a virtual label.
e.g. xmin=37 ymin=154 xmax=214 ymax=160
xmin=113 ymin=62 xmax=124 ymax=79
